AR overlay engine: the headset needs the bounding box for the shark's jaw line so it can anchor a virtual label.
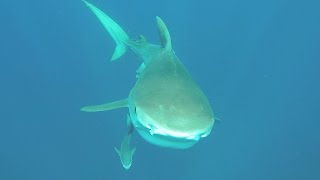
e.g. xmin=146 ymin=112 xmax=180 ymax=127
xmin=132 ymin=118 xmax=199 ymax=149
xmin=128 ymin=102 xmax=211 ymax=149
xmin=135 ymin=106 xmax=211 ymax=140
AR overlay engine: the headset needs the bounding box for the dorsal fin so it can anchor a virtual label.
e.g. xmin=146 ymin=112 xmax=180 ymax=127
xmin=156 ymin=16 xmax=172 ymax=50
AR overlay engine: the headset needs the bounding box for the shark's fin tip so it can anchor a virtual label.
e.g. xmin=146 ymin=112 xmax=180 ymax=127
xmin=115 ymin=147 xmax=120 ymax=156
xmin=82 ymin=0 xmax=129 ymax=61
xmin=156 ymin=16 xmax=172 ymax=50
xmin=131 ymin=147 xmax=136 ymax=155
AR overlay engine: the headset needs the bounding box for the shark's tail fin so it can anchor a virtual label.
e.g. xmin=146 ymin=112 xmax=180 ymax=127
xmin=82 ymin=0 xmax=129 ymax=61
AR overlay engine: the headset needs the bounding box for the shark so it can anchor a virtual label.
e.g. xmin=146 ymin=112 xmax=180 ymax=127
xmin=81 ymin=0 xmax=215 ymax=149
xmin=115 ymin=133 xmax=136 ymax=170
xmin=115 ymin=116 xmax=136 ymax=170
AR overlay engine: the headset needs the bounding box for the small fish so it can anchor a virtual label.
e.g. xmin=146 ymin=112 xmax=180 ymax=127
xmin=115 ymin=133 xmax=136 ymax=170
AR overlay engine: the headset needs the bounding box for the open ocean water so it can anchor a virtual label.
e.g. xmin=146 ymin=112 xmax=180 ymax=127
xmin=0 ymin=0 xmax=319 ymax=179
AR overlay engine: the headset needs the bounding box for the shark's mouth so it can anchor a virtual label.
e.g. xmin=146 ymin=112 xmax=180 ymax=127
xmin=127 ymin=99 xmax=212 ymax=149
xmin=133 ymin=106 xmax=211 ymax=141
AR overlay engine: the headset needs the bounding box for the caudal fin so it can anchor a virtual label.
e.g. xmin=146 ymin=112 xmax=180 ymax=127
xmin=82 ymin=0 xmax=129 ymax=61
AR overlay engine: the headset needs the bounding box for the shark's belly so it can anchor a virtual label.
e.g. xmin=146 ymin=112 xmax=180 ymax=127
xmin=128 ymin=57 xmax=214 ymax=149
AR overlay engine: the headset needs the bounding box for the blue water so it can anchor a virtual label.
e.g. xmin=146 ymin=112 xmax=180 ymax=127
xmin=1 ymin=0 xmax=319 ymax=179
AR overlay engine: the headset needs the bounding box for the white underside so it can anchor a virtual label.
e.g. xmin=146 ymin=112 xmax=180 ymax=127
xmin=128 ymin=102 xmax=210 ymax=149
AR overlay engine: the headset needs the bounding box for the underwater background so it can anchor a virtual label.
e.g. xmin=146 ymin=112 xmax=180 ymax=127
xmin=0 ymin=0 xmax=319 ymax=179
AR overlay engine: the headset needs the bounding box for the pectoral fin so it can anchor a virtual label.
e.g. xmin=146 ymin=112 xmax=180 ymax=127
xmin=115 ymin=147 xmax=121 ymax=156
xmin=81 ymin=98 xmax=128 ymax=112
xmin=131 ymin=147 xmax=136 ymax=155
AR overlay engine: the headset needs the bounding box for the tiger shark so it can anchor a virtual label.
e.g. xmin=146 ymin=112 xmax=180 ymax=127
xmin=81 ymin=0 xmax=215 ymax=149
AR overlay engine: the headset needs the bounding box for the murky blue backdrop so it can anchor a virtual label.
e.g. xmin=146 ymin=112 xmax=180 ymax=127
xmin=0 ymin=0 xmax=319 ymax=179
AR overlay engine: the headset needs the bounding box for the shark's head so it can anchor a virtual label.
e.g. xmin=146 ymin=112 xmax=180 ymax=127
xmin=116 ymin=149 xmax=135 ymax=170
xmin=128 ymin=87 xmax=215 ymax=149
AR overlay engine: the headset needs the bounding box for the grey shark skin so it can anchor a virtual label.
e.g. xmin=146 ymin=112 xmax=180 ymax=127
xmin=81 ymin=0 xmax=215 ymax=149
xmin=115 ymin=133 xmax=136 ymax=170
